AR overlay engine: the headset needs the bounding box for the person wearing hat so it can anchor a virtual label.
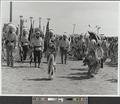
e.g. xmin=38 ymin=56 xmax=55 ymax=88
xmin=59 ymin=34 xmax=70 ymax=64
xmin=21 ymin=28 xmax=29 ymax=60
xmin=32 ymin=28 xmax=44 ymax=68
xmin=5 ymin=23 xmax=17 ymax=67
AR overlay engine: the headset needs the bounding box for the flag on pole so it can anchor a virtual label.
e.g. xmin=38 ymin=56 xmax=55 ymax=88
xmin=19 ymin=18 xmax=24 ymax=41
xmin=44 ymin=20 xmax=50 ymax=52
xmin=45 ymin=19 xmax=50 ymax=40
xmin=28 ymin=23 xmax=33 ymax=41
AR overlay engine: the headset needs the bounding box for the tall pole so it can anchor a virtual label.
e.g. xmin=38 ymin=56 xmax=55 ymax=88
xmin=33 ymin=20 xmax=35 ymax=28
xmin=43 ymin=25 xmax=45 ymax=35
xmin=47 ymin=18 xmax=50 ymax=24
xmin=73 ymin=24 xmax=76 ymax=34
xmin=45 ymin=18 xmax=51 ymax=54
xmin=19 ymin=16 xmax=23 ymax=40
xmin=47 ymin=18 xmax=50 ymax=27
xmin=47 ymin=18 xmax=50 ymax=36
xmin=30 ymin=17 xmax=33 ymax=25
xmin=39 ymin=17 xmax=42 ymax=30
xmin=10 ymin=1 xmax=12 ymax=22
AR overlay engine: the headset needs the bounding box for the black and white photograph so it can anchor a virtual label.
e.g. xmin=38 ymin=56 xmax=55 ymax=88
xmin=1 ymin=1 xmax=118 ymax=95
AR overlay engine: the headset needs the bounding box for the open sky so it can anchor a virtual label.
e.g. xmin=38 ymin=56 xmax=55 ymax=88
xmin=1 ymin=1 xmax=119 ymax=36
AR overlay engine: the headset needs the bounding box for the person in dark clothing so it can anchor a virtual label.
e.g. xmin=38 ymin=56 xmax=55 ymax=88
xmin=32 ymin=28 xmax=44 ymax=68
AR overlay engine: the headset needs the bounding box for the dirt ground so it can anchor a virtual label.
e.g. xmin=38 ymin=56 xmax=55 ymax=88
xmin=2 ymin=55 xmax=118 ymax=95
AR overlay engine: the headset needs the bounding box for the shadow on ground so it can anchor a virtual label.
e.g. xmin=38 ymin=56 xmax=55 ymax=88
xmin=68 ymin=56 xmax=82 ymax=61
xmin=58 ymin=67 xmax=91 ymax=80
xmin=13 ymin=66 xmax=32 ymax=68
xmin=58 ymin=75 xmax=91 ymax=80
xmin=70 ymin=68 xmax=88 ymax=71
xmin=2 ymin=65 xmax=7 ymax=67
xmin=2 ymin=64 xmax=32 ymax=69
xmin=2 ymin=65 xmax=32 ymax=69
xmin=106 ymin=79 xmax=117 ymax=83
xmin=105 ymin=62 xmax=118 ymax=67
xmin=23 ymin=78 xmax=52 ymax=81
xmin=69 ymin=72 xmax=88 ymax=75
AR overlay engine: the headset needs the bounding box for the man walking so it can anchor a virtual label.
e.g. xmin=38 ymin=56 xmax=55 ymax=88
xmin=59 ymin=34 xmax=70 ymax=64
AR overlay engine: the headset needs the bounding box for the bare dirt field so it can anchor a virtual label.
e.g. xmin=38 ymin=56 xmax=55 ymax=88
xmin=2 ymin=55 xmax=117 ymax=95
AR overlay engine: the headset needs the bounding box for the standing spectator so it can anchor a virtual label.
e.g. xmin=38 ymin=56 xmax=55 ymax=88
xmin=5 ymin=23 xmax=17 ymax=67
xmin=59 ymin=34 xmax=70 ymax=64
xmin=21 ymin=28 xmax=29 ymax=60
xmin=32 ymin=28 xmax=44 ymax=68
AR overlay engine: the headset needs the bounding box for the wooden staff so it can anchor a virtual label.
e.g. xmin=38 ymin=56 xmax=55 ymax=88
xmin=73 ymin=24 xmax=76 ymax=34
